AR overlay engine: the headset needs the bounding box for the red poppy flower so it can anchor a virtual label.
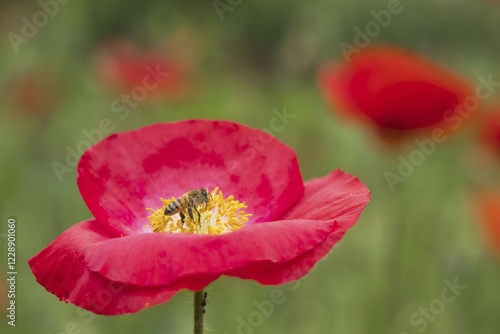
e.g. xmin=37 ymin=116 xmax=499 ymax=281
xmin=94 ymin=40 xmax=191 ymax=100
xmin=28 ymin=120 xmax=370 ymax=315
xmin=478 ymin=110 xmax=500 ymax=157
xmin=477 ymin=190 xmax=500 ymax=256
xmin=319 ymin=45 xmax=473 ymax=138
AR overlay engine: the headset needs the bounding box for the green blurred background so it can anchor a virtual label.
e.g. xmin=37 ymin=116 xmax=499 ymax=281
xmin=1 ymin=0 xmax=500 ymax=333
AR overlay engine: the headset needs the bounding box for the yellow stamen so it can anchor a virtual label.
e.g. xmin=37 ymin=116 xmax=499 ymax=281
xmin=146 ymin=188 xmax=251 ymax=235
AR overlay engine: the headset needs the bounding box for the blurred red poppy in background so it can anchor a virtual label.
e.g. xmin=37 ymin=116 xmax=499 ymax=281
xmin=478 ymin=109 xmax=500 ymax=158
xmin=477 ymin=190 xmax=500 ymax=256
xmin=319 ymin=45 xmax=474 ymax=140
xmin=94 ymin=39 xmax=191 ymax=101
xmin=7 ymin=69 xmax=61 ymax=117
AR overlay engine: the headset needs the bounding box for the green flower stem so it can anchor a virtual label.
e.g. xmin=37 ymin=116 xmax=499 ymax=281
xmin=194 ymin=290 xmax=204 ymax=334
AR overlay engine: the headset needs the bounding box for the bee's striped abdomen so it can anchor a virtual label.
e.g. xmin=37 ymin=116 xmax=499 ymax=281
xmin=163 ymin=188 xmax=211 ymax=225
xmin=164 ymin=198 xmax=186 ymax=215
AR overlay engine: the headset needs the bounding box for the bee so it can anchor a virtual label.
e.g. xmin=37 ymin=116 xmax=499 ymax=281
xmin=164 ymin=188 xmax=212 ymax=224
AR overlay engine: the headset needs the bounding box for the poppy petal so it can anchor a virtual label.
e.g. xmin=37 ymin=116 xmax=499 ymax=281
xmin=227 ymin=169 xmax=371 ymax=284
xmin=280 ymin=169 xmax=370 ymax=227
xmin=84 ymin=170 xmax=369 ymax=289
xmin=77 ymin=120 xmax=304 ymax=236
xmin=84 ymin=220 xmax=336 ymax=290
xmin=28 ymin=219 xmax=178 ymax=315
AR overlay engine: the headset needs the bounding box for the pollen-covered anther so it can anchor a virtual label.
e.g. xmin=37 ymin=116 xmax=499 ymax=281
xmin=146 ymin=187 xmax=251 ymax=235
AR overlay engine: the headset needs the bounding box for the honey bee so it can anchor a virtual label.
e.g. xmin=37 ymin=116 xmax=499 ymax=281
xmin=164 ymin=188 xmax=212 ymax=224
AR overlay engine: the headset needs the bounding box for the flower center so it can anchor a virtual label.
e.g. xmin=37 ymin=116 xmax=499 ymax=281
xmin=147 ymin=188 xmax=251 ymax=235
